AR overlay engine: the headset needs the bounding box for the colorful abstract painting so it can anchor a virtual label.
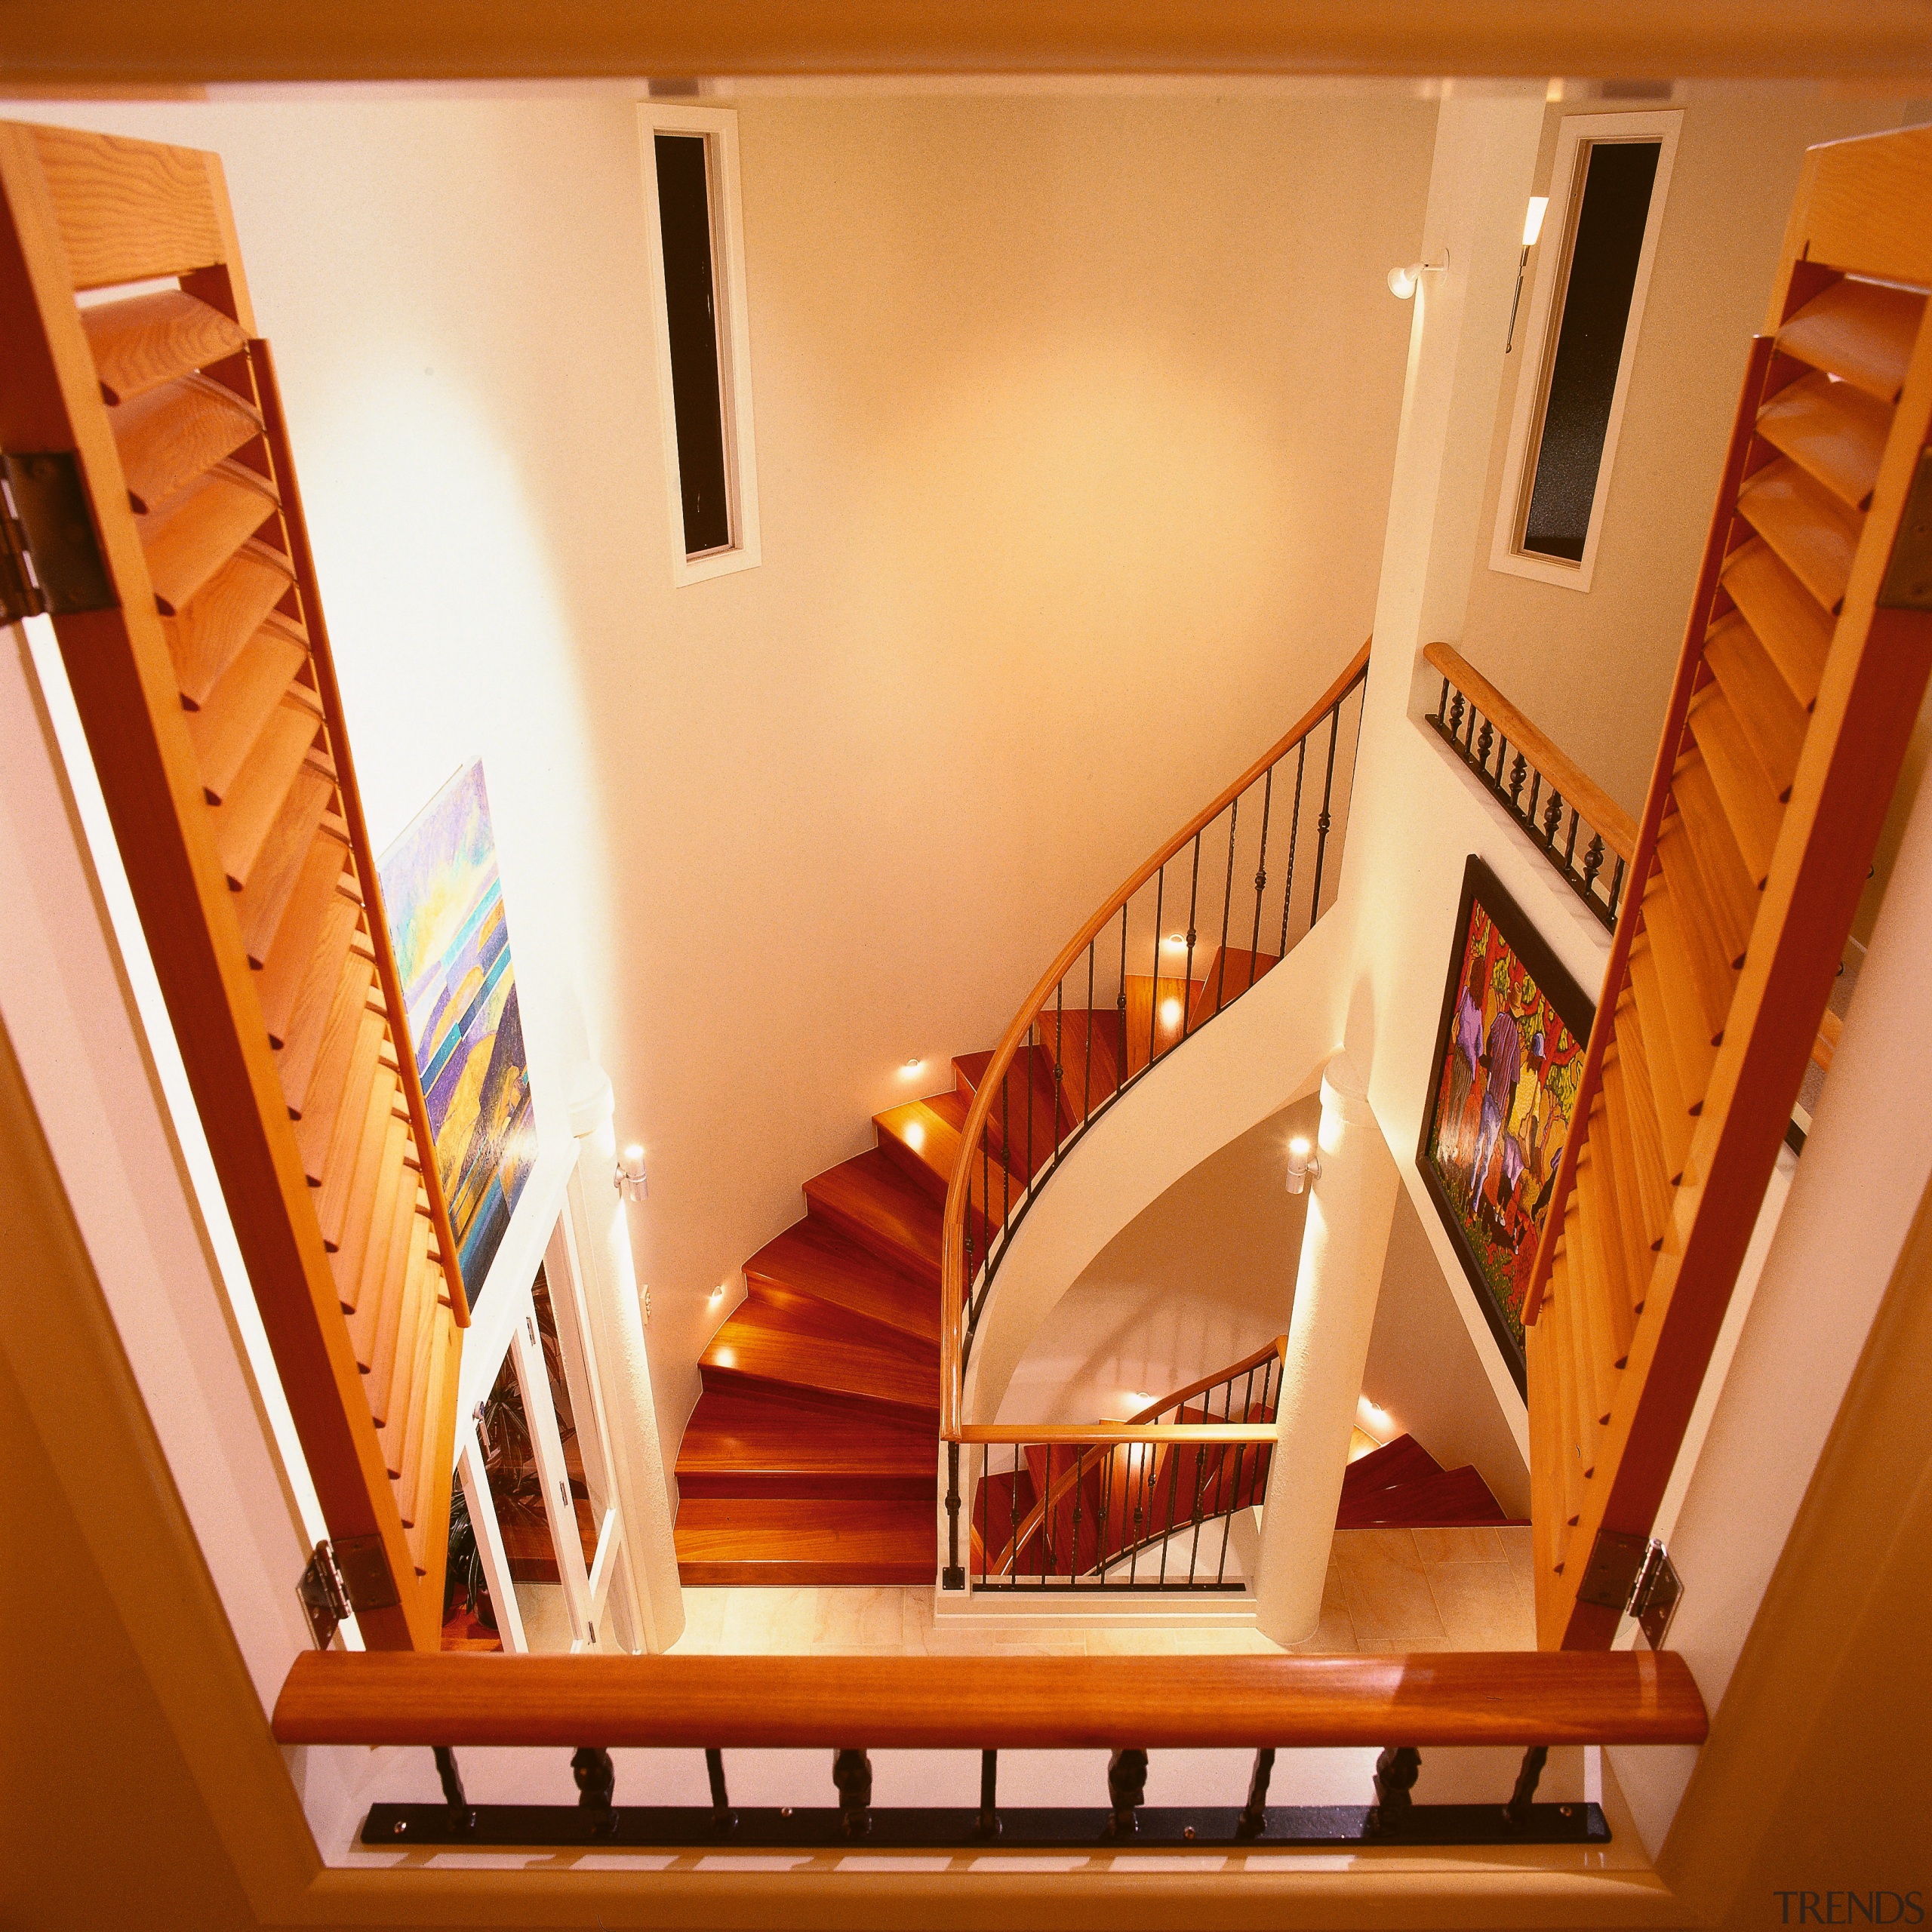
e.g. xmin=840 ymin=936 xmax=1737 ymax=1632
xmin=1417 ymin=859 xmax=1594 ymax=1394
xmin=377 ymin=761 xmax=537 ymax=1306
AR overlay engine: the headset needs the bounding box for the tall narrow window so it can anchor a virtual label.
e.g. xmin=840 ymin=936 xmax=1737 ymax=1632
xmin=1491 ymin=111 xmax=1681 ymax=592
xmin=638 ymin=106 xmax=761 ymax=584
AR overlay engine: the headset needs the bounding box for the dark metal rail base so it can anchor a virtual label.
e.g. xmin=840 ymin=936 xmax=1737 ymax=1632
xmin=364 ymin=1800 xmax=1608 ymax=1852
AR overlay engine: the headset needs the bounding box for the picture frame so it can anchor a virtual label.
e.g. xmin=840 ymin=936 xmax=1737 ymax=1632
xmin=1416 ymin=857 xmax=1595 ymax=1397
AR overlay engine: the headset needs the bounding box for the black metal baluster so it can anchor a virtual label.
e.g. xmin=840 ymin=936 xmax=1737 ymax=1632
xmin=1106 ymin=1749 xmax=1149 ymax=1839
xmin=705 ymin=1749 xmax=736 ymax=1833
xmin=1308 ymin=706 xmax=1342 ymax=928
xmin=1435 ymin=675 xmax=1450 ymax=724
xmin=1098 ymin=1439 xmax=1115 ymax=1584
xmin=432 ymin=1746 xmax=474 ymax=1833
xmin=1071 ymin=1445 xmax=1084 ymax=1587
xmin=1179 ymin=832 xmax=1201 ymax=1041
xmin=1238 ymin=1748 xmax=1275 ymax=1838
xmin=1185 ymin=1416 xmax=1211 ymax=1586
xmin=1158 ymin=1436 xmax=1180 ymax=1587
xmin=1001 ymin=1072 xmax=1011 ymax=1232
xmin=979 ymin=1444 xmax=989 ymax=1587
xmin=1279 ymin=740 xmax=1306 ymax=957
xmin=943 ymin=1441 xmax=964 ymax=1589
xmin=571 ymin=1747 xmax=617 ymax=1837
xmin=1024 ymin=1034 xmax=1035 ymax=1207
xmin=1508 ymin=748 xmax=1527 ymax=813
xmin=1213 ymin=797 xmax=1238 ymax=1017
xmin=977 ymin=1749 xmax=1001 ymax=1839
xmin=1527 ymin=769 xmax=1543 ymax=830
xmin=1563 ymin=805 xmax=1580 ymax=872
xmin=1503 ymin=1744 xmax=1549 ymax=1826
xmin=1051 ymin=980 xmax=1065 ymax=1161
xmin=1248 ymin=764 xmax=1274 ymax=978
xmin=1128 ymin=1444 xmax=1146 ymax=1586
xmin=1040 ymin=1444 xmax=1052 ymax=1586
xmin=1583 ymin=831 xmax=1605 ymax=903
xmin=1607 ymin=855 xmax=1627 ymax=924
xmin=1009 ymin=1444 xmax=1021 ymax=1584
xmin=1083 ymin=941 xmax=1096 ymax=1124
xmin=1116 ymin=903 xmax=1129 ymax=1091
xmin=832 ymin=1749 xmax=872 ymax=1840
xmin=1367 ymin=1746 xmax=1421 ymax=1838
xmin=1543 ymin=787 xmax=1564 ymax=851
xmin=981 ymin=1121 xmax=992 ymax=1281
xmin=1447 ymin=688 xmax=1465 ymax=738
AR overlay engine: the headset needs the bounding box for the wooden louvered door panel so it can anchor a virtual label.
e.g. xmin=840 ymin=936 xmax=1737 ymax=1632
xmin=1521 ymin=124 xmax=1932 ymax=1649
xmin=0 ymin=122 xmax=469 ymax=1649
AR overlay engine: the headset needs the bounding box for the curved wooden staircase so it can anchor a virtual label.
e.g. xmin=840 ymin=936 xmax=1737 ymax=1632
xmin=673 ymin=956 xmax=1275 ymax=1585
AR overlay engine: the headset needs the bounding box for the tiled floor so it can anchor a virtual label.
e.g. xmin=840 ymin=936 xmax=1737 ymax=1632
xmin=657 ymin=1527 xmax=1535 ymax=1657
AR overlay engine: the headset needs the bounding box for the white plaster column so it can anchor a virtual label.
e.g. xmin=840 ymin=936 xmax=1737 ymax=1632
xmin=564 ymin=1064 xmax=685 ymax=1652
xmin=1254 ymin=1051 xmax=1400 ymax=1645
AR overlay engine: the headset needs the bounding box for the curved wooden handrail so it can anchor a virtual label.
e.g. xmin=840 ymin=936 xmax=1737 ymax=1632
xmin=273 ymin=1648 xmax=1707 ymax=1749
xmin=1124 ymin=1334 xmax=1285 ymax=1423
xmin=940 ymin=642 xmax=1371 ymax=1434
xmin=1423 ymin=641 xmax=1637 ymax=864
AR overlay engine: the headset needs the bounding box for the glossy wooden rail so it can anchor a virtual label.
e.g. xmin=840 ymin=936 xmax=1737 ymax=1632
xmin=939 ymin=640 xmax=1371 ymax=1436
xmin=273 ymin=1649 xmax=1707 ymax=1749
xmin=1423 ymin=641 xmax=1638 ymax=863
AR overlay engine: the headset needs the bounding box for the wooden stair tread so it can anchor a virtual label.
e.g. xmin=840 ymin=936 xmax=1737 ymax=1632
xmin=1035 ymin=1008 xmax=1124 ymax=1128
xmin=952 ymin=1042 xmax=1061 ymax=1180
xmin=873 ymin=1094 xmax=964 ymax=1203
xmin=1775 ymin=275 xmax=1924 ymax=403
xmin=675 ymin=1497 xmax=936 ymax=1586
xmin=1340 ymin=1433 xmax=1443 ymax=1500
xmin=701 ymin=1297 xmax=939 ymax=1419
xmin=801 ymin=1146 xmax=942 ymax=1281
xmin=743 ymin=1218 xmax=939 ymax=1345
xmin=1337 ymin=1464 xmax=1515 ymax=1530
xmin=677 ymin=1390 xmax=934 ymax=1498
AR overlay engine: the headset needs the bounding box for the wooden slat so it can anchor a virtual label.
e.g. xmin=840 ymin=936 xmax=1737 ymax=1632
xmin=257 ymin=837 xmax=346 ymax=1048
xmin=1656 ymin=817 xmax=1743 ymax=1005
xmin=406 ymin=1283 xmax=452 ymax=1571
xmin=1525 ymin=1321 xmax=1565 ymax=1632
xmin=31 ymin=126 xmax=227 ymax=291
xmin=109 ymin=371 xmax=264 ymax=515
xmin=333 ymin=1078 xmax=400 ymax=1306
xmin=1620 ymin=980 xmax=1691 ymax=1183
xmin=183 ymin=632 xmax=308 ymax=802
xmin=1670 ymin=759 xmax=1758 ymax=967
xmin=298 ymin=995 xmax=380 ymax=1192
xmin=1602 ymin=1051 xmax=1669 ymax=1260
xmin=367 ymin=1183 xmax=423 ymax=1431
xmin=1552 ymin=1266 xmax=1595 ymax=1487
xmin=233 ymin=766 xmax=331 ymax=967
xmin=1634 ymin=915 xmax=1717 ymax=1109
xmin=344 ymin=1128 xmax=411 ymax=1371
xmin=1720 ymin=537 xmax=1832 ymax=712
xmin=78 ymin=288 xmax=246 ymax=403
xmin=1644 ymin=863 xmax=1730 ymax=1049
xmin=1544 ymin=1255 xmax=1581 ymax=1551
xmin=394 ymin=1246 xmax=438 ymax=1509
xmin=1579 ymin=1137 xmax=1640 ymax=1340
xmin=1755 ymin=367 xmax=1890 ymax=510
xmin=1607 ymin=1051 xmax=1669 ymax=1260
xmin=163 ymin=542 xmax=297 ymax=708
xmin=1775 ymin=275 xmax=1924 ymax=403
xmin=1704 ymin=610 xmax=1808 ymax=801
xmin=1684 ymin=693 xmax=1782 ymax=885
xmin=1734 ymin=456 xmax=1863 ymax=614
xmin=208 ymin=700 xmax=316 ymax=890
xmin=136 ymin=458 xmax=280 ymax=616
xmin=1570 ymin=1177 xmax=1628 ymax=1401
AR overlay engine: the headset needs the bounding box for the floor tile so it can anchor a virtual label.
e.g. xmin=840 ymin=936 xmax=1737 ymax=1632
xmin=1331 ymin=1532 xmax=1447 ymax=1644
xmin=1411 ymin=1526 xmax=1505 ymax=1565
xmin=1423 ymin=1558 xmax=1537 ymax=1651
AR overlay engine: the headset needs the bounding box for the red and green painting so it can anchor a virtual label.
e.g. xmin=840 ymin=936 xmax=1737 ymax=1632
xmin=1417 ymin=859 xmax=1593 ymax=1394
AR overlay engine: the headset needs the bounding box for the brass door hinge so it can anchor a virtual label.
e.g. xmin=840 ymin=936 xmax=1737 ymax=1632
xmin=297 ymin=1536 xmax=401 ymax=1651
xmin=1577 ymin=1530 xmax=1682 ymax=1649
xmin=0 ymin=451 xmax=116 ymax=626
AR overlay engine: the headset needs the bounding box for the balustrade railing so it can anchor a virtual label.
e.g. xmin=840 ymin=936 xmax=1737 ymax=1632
xmin=953 ymin=1340 xmax=1283 ymax=1592
xmin=940 ymin=643 xmax=1370 ymax=1436
xmin=275 ymin=1647 xmax=1707 ymax=1853
xmin=1423 ymin=641 xmax=1637 ymax=931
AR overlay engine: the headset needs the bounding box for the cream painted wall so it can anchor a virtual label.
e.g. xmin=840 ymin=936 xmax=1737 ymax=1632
xmin=1457 ymin=89 xmax=1916 ymax=817
xmin=997 ymin=1097 xmax=1318 ymax=1426
xmin=0 ymin=89 xmax=1436 ymax=1468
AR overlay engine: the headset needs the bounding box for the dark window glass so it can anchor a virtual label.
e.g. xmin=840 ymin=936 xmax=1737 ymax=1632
xmin=655 ymin=133 xmax=731 ymax=556
xmin=1521 ymin=140 xmax=1662 ymax=563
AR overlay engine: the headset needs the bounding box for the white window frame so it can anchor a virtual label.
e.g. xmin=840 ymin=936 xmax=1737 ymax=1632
xmin=637 ymin=103 xmax=761 ymax=586
xmin=1489 ymin=109 xmax=1682 ymax=594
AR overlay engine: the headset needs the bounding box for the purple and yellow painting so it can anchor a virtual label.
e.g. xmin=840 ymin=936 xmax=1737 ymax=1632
xmin=377 ymin=761 xmax=537 ymax=1305
xmin=1418 ymin=863 xmax=1590 ymax=1387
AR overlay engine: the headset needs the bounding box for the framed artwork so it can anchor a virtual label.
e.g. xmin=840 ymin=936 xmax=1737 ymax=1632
xmin=377 ymin=761 xmax=539 ymax=1306
xmin=1416 ymin=857 xmax=1595 ymax=1396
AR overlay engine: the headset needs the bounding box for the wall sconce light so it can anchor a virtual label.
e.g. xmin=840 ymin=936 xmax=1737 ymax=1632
xmin=1285 ymin=1135 xmax=1321 ymax=1195
xmin=615 ymin=1143 xmax=648 ymax=1201
xmin=1386 ymin=248 xmax=1450 ymax=300
xmin=1505 ymin=197 xmax=1549 ymax=352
